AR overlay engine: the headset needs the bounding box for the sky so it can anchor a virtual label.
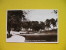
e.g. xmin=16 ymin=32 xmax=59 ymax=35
xmin=23 ymin=9 xmax=58 ymax=22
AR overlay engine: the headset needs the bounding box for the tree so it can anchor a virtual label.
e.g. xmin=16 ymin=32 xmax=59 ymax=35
xmin=7 ymin=10 xmax=25 ymax=35
xmin=54 ymin=10 xmax=57 ymax=14
xmin=45 ymin=19 xmax=51 ymax=30
xmin=31 ymin=21 xmax=40 ymax=32
xmin=22 ymin=21 xmax=30 ymax=31
xmin=50 ymin=18 xmax=56 ymax=29
xmin=40 ymin=22 xmax=45 ymax=31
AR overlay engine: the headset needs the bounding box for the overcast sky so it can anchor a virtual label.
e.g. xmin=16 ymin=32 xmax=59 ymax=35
xmin=23 ymin=9 xmax=58 ymax=22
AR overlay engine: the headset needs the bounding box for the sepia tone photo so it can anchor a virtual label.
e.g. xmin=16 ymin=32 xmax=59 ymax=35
xmin=6 ymin=9 xmax=58 ymax=43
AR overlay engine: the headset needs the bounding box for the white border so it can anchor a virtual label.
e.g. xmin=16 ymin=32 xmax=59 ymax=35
xmin=6 ymin=9 xmax=59 ymax=43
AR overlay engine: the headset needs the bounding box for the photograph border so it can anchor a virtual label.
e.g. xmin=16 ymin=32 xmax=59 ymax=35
xmin=6 ymin=9 xmax=59 ymax=43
